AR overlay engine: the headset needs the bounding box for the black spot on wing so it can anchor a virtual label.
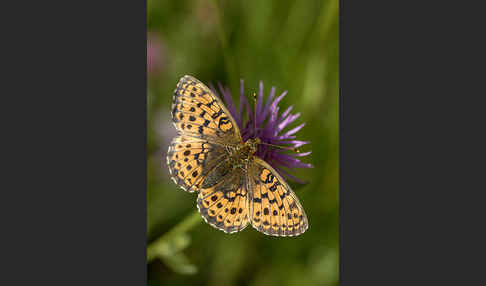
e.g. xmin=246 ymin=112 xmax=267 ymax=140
xmin=269 ymin=181 xmax=281 ymax=192
xmin=218 ymin=117 xmax=230 ymax=128
xmin=264 ymin=172 xmax=275 ymax=184
xmin=206 ymin=100 xmax=216 ymax=108
xmin=211 ymin=109 xmax=223 ymax=119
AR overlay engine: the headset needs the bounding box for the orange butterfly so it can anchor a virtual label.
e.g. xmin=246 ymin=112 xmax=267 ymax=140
xmin=167 ymin=75 xmax=308 ymax=236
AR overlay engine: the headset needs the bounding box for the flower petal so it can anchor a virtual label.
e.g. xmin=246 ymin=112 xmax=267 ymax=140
xmin=280 ymin=140 xmax=310 ymax=148
xmin=277 ymin=134 xmax=296 ymax=140
xmin=264 ymin=105 xmax=280 ymax=137
xmin=262 ymin=92 xmax=286 ymax=133
xmin=239 ymin=79 xmax=246 ymax=122
xmin=291 ymin=151 xmax=312 ymax=157
xmin=273 ymin=91 xmax=288 ymax=108
xmin=260 ymin=86 xmax=276 ymax=123
xmin=218 ymin=82 xmax=238 ymax=122
xmin=277 ymin=112 xmax=301 ymax=132
xmin=282 ymin=122 xmax=305 ymax=137
xmin=279 ymin=105 xmax=293 ymax=121
xmin=256 ymin=81 xmax=264 ymax=115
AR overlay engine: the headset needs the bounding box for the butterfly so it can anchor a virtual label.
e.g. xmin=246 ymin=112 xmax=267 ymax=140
xmin=167 ymin=75 xmax=308 ymax=236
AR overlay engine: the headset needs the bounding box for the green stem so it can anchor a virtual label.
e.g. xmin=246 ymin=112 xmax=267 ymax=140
xmin=147 ymin=210 xmax=202 ymax=263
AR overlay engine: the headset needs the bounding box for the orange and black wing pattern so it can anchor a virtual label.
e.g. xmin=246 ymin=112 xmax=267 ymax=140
xmin=167 ymin=75 xmax=243 ymax=192
xmin=167 ymin=135 xmax=226 ymax=192
xmin=196 ymin=169 xmax=250 ymax=234
xmin=171 ymin=75 xmax=241 ymax=144
xmin=249 ymin=157 xmax=308 ymax=236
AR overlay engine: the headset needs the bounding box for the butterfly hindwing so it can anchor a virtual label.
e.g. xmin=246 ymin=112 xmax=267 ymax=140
xmin=197 ymin=169 xmax=250 ymax=234
xmin=167 ymin=135 xmax=227 ymax=192
xmin=171 ymin=75 xmax=241 ymax=144
xmin=249 ymin=157 xmax=308 ymax=236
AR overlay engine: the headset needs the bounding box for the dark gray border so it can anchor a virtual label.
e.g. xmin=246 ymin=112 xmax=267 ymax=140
xmin=341 ymin=1 xmax=486 ymax=285
xmin=2 ymin=0 xmax=147 ymax=284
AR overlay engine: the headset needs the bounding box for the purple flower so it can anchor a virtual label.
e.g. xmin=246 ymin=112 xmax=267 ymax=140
xmin=210 ymin=80 xmax=313 ymax=184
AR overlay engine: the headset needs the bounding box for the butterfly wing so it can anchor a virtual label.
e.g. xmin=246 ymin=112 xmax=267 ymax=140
xmin=167 ymin=75 xmax=243 ymax=192
xmin=167 ymin=135 xmax=227 ymax=192
xmin=196 ymin=162 xmax=250 ymax=233
xmin=248 ymin=157 xmax=308 ymax=236
xmin=171 ymin=75 xmax=242 ymax=145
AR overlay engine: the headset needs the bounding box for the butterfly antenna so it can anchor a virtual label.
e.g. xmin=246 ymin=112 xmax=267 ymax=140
xmin=253 ymin=92 xmax=257 ymax=138
xmin=259 ymin=142 xmax=301 ymax=153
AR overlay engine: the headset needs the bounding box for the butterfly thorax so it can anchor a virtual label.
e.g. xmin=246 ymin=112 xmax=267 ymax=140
xmin=227 ymin=138 xmax=261 ymax=170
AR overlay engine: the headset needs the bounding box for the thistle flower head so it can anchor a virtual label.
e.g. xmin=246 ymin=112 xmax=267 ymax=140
xmin=211 ymin=80 xmax=313 ymax=184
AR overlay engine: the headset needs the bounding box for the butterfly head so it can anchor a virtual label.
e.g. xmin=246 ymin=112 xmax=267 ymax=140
xmin=244 ymin=137 xmax=261 ymax=155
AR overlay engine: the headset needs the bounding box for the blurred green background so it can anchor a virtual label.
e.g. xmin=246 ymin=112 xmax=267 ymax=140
xmin=147 ymin=0 xmax=338 ymax=285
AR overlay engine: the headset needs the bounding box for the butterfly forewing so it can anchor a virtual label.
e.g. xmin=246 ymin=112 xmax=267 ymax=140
xmin=171 ymin=75 xmax=241 ymax=145
xmin=168 ymin=75 xmax=242 ymax=193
